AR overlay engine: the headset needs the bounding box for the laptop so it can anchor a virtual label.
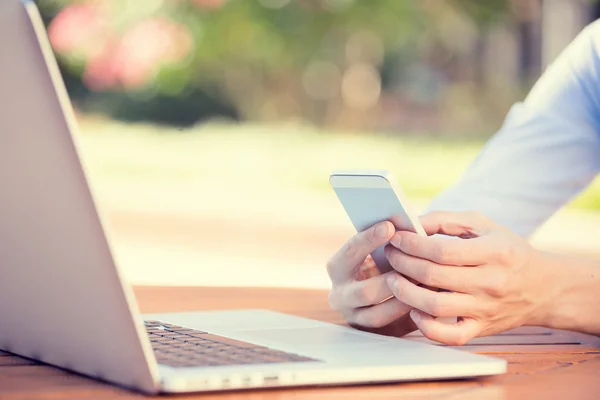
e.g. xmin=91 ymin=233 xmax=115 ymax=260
xmin=0 ymin=0 xmax=506 ymax=394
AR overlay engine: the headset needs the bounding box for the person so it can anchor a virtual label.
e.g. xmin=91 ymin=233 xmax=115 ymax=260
xmin=326 ymin=20 xmax=600 ymax=345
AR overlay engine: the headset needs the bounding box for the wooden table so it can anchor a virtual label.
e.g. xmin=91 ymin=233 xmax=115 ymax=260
xmin=2 ymin=286 xmax=600 ymax=399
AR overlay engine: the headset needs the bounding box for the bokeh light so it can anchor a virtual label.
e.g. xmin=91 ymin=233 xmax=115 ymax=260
xmin=42 ymin=0 xmax=554 ymax=133
xmin=32 ymin=0 xmax=600 ymax=289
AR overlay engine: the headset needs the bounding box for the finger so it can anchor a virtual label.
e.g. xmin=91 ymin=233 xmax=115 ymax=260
xmin=350 ymin=313 xmax=417 ymax=337
xmin=386 ymin=274 xmax=478 ymax=317
xmin=357 ymin=257 xmax=380 ymax=280
xmin=410 ymin=309 xmax=482 ymax=346
xmin=390 ymin=231 xmax=495 ymax=266
xmin=327 ymin=221 xmax=394 ymax=282
xmin=418 ymin=211 xmax=496 ymax=238
xmin=347 ymin=298 xmax=412 ymax=328
xmin=332 ymin=273 xmax=395 ymax=309
xmin=385 ymin=247 xmax=480 ymax=293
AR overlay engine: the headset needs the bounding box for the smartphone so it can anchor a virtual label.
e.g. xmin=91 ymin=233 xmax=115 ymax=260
xmin=329 ymin=170 xmax=426 ymax=274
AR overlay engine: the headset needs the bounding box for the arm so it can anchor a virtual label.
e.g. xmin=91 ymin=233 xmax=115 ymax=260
xmin=324 ymin=22 xmax=600 ymax=342
xmin=382 ymin=24 xmax=600 ymax=343
xmin=533 ymin=252 xmax=600 ymax=335
xmin=427 ymin=21 xmax=600 ymax=237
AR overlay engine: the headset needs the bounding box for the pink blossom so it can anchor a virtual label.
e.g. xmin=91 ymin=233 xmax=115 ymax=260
xmin=112 ymin=18 xmax=193 ymax=89
xmin=82 ymin=40 xmax=120 ymax=91
xmin=50 ymin=3 xmax=193 ymax=91
xmin=47 ymin=2 xmax=111 ymax=57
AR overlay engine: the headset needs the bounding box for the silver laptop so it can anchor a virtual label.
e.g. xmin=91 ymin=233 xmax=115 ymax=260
xmin=0 ymin=0 xmax=506 ymax=394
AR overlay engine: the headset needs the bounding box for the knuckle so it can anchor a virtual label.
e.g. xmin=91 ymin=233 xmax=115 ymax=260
xmin=484 ymin=272 xmax=509 ymax=298
xmin=428 ymin=302 xmax=445 ymax=317
xmin=433 ymin=243 xmax=452 ymax=263
xmin=325 ymin=258 xmax=336 ymax=278
xmin=495 ymin=245 xmax=517 ymax=265
xmin=341 ymin=310 xmax=357 ymax=325
xmin=403 ymin=234 xmax=417 ymax=250
xmin=327 ymin=290 xmax=337 ymax=310
xmin=344 ymin=238 xmax=361 ymax=261
xmin=354 ymin=283 xmax=373 ymax=304
xmin=420 ymin=265 xmax=440 ymax=287
xmin=482 ymin=302 xmax=501 ymax=319
xmin=448 ymin=333 xmax=470 ymax=346
xmin=426 ymin=295 xmax=448 ymax=316
xmin=327 ymin=289 xmax=343 ymax=311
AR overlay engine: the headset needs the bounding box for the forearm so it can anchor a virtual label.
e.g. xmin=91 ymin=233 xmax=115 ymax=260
xmin=531 ymin=251 xmax=600 ymax=336
xmin=427 ymin=22 xmax=600 ymax=239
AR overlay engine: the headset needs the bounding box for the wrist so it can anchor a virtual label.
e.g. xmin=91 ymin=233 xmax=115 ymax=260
xmin=526 ymin=251 xmax=600 ymax=334
xmin=525 ymin=250 xmax=564 ymax=328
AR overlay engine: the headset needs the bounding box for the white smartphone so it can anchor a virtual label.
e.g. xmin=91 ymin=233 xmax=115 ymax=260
xmin=329 ymin=170 xmax=427 ymax=274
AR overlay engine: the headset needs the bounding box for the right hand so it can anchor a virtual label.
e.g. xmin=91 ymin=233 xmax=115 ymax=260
xmin=326 ymin=221 xmax=418 ymax=337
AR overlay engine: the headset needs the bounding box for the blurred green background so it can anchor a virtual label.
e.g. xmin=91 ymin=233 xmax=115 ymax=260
xmin=31 ymin=0 xmax=600 ymax=287
xmin=37 ymin=0 xmax=600 ymax=209
xmin=39 ymin=0 xmax=549 ymax=132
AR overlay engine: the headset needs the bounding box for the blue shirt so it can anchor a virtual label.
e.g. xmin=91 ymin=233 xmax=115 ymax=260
xmin=426 ymin=20 xmax=600 ymax=238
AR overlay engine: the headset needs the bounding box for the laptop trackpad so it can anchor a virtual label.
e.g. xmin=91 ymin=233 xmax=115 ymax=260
xmin=237 ymin=326 xmax=385 ymax=346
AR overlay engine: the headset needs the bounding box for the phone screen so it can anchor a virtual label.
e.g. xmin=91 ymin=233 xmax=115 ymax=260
xmin=331 ymin=173 xmax=425 ymax=274
xmin=333 ymin=187 xmax=418 ymax=234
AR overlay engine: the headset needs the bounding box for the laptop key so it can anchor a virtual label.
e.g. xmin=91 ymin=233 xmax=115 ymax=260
xmin=145 ymin=319 xmax=319 ymax=368
xmin=168 ymin=328 xmax=198 ymax=333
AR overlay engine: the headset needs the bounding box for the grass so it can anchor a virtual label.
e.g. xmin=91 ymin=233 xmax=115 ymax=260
xmin=75 ymin=118 xmax=600 ymax=211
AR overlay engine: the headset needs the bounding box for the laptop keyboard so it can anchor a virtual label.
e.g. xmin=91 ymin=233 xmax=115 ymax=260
xmin=145 ymin=320 xmax=318 ymax=368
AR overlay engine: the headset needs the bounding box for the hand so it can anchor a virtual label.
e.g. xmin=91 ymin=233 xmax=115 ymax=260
xmin=384 ymin=211 xmax=553 ymax=345
xmin=326 ymin=221 xmax=417 ymax=337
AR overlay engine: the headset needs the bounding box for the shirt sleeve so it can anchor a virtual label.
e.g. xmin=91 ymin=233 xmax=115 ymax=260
xmin=425 ymin=21 xmax=600 ymax=238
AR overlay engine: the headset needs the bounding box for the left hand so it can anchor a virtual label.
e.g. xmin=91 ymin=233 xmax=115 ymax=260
xmin=384 ymin=211 xmax=554 ymax=345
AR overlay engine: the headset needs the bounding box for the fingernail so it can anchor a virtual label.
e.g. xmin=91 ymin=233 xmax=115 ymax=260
xmin=410 ymin=309 xmax=421 ymax=323
xmin=385 ymin=275 xmax=397 ymax=288
xmin=375 ymin=222 xmax=390 ymax=238
xmin=391 ymin=235 xmax=401 ymax=247
xmin=383 ymin=245 xmax=391 ymax=256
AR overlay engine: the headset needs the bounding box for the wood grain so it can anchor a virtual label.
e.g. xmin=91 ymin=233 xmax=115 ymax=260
xmin=0 ymin=285 xmax=598 ymax=400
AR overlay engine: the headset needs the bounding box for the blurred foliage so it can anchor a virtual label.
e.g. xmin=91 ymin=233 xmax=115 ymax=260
xmin=36 ymin=0 xmax=532 ymax=130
